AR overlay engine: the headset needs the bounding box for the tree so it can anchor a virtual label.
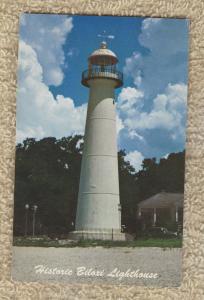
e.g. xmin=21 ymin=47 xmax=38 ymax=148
xmin=14 ymin=135 xmax=185 ymax=236
xmin=14 ymin=135 xmax=83 ymax=236
xmin=118 ymin=150 xmax=139 ymax=232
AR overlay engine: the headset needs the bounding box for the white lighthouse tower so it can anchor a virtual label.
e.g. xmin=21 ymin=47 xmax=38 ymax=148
xmin=71 ymin=41 xmax=125 ymax=240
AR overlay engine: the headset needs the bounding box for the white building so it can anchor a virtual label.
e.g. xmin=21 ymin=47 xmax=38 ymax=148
xmin=70 ymin=41 xmax=125 ymax=240
xmin=137 ymin=192 xmax=184 ymax=229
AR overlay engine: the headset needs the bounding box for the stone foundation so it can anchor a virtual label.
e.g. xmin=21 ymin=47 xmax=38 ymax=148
xmin=68 ymin=230 xmax=126 ymax=241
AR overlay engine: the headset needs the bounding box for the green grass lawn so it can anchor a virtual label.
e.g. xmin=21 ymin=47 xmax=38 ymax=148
xmin=13 ymin=237 xmax=182 ymax=248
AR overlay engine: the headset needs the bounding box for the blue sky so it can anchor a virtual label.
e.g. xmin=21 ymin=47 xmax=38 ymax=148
xmin=16 ymin=14 xmax=189 ymax=171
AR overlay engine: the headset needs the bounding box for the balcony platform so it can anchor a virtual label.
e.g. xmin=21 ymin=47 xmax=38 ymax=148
xmin=82 ymin=67 xmax=123 ymax=88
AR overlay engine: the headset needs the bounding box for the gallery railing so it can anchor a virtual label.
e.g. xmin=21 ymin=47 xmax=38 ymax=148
xmin=82 ymin=66 xmax=123 ymax=88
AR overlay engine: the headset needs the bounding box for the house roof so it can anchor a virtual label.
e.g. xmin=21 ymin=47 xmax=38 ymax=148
xmin=138 ymin=192 xmax=184 ymax=209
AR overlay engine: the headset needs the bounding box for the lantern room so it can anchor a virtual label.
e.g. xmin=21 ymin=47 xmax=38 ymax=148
xmin=81 ymin=41 xmax=123 ymax=88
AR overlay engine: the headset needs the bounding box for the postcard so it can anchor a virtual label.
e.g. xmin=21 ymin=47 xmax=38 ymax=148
xmin=12 ymin=13 xmax=189 ymax=286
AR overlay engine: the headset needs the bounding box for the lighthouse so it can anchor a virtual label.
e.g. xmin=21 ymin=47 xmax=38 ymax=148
xmin=71 ymin=41 xmax=125 ymax=240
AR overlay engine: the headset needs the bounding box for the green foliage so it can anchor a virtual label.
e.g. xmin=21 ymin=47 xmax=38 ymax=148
xmin=14 ymin=135 xmax=83 ymax=236
xmin=13 ymin=236 xmax=182 ymax=248
xmin=118 ymin=150 xmax=185 ymax=233
xmin=14 ymin=135 xmax=185 ymax=236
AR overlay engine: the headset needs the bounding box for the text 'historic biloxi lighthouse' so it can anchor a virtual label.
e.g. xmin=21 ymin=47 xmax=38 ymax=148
xmin=71 ymin=41 xmax=125 ymax=240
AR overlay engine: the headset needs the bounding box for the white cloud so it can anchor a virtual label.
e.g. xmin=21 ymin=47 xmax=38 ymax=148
xmin=76 ymin=138 xmax=84 ymax=149
xmin=117 ymin=83 xmax=187 ymax=142
xmin=128 ymin=130 xmax=144 ymax=141
xmin=117 ymin=87 xmax=143 ymax=116
xmin=116 ymin=114 xmax=124 ymax=134
xmin=16 ymin=40 xmax=87 ymax=143
xmin=76 ymin=138 xmax=84 ymax=153
xmin=139 ymin=18 xmax=188 ymax=55
xmin=124 ymin=18 xmax=189 ymax=97
xmin=142 ymin=18 xmax=161 ymax=30
xmin=163 ymin=153 xmax=169 ymax=159
xmin=116 ymin=87 xmax=145 ymax=144
xmin=120 ymin=18 xmax=188 ymax=156
xmin=115 ymin=113 xmax=125 ymax=149
xmin=123 ymin=52 xmax=143 ymax=88
xmin=124 ymin=150 xmax=144 ymax=172
xmin=20 ymin=14 xmax=73 ymax=86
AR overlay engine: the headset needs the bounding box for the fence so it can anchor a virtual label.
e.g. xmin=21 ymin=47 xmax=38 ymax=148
xmin=68 ymin=228 xmax=126 ymax=241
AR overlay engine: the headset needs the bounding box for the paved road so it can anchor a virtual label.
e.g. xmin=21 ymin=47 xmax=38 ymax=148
xmin=12 ymin=246 xmax=182 ymax=286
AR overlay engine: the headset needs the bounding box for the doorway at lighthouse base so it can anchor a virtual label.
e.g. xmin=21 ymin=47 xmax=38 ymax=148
xmin=68 ymin=230 xmax=127 ymax=241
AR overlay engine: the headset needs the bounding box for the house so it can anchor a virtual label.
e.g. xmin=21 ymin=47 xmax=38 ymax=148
xmin=137 ymin=192 xmax=184 ymax=229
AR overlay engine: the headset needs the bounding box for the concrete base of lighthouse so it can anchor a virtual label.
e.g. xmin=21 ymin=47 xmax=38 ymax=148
xmin=68 ymin=229 xmax=126 ymax=241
